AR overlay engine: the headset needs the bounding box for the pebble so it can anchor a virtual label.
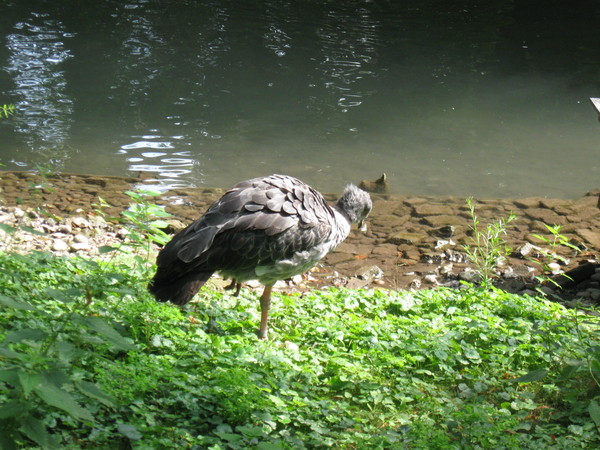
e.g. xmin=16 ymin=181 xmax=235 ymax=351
xmin=52 ymin=239 xmax=69 ymax=251
xmin=1 ymin=172 xmax=599 ymax=306
xmin=423 ymin=274 xmax=438 ymax=284
xmin=73 ymin=234 xmax=89 ymax=244
xmin=458 ymin=268 xmax=482 ymax=284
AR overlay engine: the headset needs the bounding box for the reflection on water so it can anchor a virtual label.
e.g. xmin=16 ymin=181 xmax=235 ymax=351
xmin=0 ymin=1 xmax=598 ymax=198
xmin=4 ymin=12 xmax=74 ymax=169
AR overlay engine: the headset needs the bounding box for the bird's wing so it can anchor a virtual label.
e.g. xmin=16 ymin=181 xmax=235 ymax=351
xmin=170 ymin=175 xmax=336 ymax=265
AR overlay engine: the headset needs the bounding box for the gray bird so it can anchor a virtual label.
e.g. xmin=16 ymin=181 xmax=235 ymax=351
xmin=148 ymin=174 xmax=372 ymax=339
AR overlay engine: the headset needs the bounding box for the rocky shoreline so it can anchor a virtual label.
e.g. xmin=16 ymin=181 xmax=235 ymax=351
xmin=1 ymin=171 xmax=599 ymax=305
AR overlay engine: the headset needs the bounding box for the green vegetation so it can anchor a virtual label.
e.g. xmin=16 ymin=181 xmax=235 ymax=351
xmin=0 ymin=104 xmax=15 ymax=118
xmin=1 ymin=249 xmax=599 ymax=448
xmin=463 ymin=197 xmax=517 ymax=286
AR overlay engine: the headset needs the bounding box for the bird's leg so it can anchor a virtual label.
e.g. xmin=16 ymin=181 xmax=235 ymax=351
xmin=257 ymin=285 xmax=273 ymax=340
xmin=224 ymin=278 xmax=242 ymax=297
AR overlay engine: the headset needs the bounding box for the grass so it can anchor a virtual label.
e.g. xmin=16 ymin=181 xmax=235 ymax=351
xmin=1 ymin=250 xmax=599 ymax=448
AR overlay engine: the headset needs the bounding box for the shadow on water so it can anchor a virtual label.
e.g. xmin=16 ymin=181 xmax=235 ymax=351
xmin=0 ymin=0 xmax=598 ymax=197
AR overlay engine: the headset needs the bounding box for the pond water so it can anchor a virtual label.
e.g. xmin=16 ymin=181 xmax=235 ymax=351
xmin=0 ymin=0 xmax=598 ymax=198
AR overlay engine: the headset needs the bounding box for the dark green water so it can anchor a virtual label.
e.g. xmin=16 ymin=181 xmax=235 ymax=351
xmin=0 ymin=0 xmax=599 ymax=197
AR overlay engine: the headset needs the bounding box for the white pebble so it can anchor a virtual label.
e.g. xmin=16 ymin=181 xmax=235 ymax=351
xmin=52 ymin=239 xmax=69 ymax=251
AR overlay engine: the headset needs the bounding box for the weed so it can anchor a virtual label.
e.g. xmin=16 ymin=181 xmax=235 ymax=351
xmin=530 ymin=223 xmax=581 ymax=290
xmin=463 ymin=197 xmax=517 ymax=286
xmin=0 ymin=104 xmax=15 ymax=118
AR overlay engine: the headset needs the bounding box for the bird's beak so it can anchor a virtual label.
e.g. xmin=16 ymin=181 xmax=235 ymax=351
xmin=358 ymin=220 xmax=368 ymax=233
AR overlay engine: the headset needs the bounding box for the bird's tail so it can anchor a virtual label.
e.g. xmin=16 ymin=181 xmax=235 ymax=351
xmin=148 ymin=270 xmax=213 ymax=305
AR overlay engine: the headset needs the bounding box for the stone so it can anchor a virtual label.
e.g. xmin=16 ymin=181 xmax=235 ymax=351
xmin=409 ymin=279 xmax=422 ymax=289
xmin=513 ymin=197 xmax=542 ymax=209
xmin=69 ymin=217 xmax=90 ymax=228
xmin=355 ymin=265 xmax=384 ymax=281
xmin=575 ymin=229 xmax=600 ymax=249
xmin=386 ymin=232 xmax=424 ymax=245
xmin=421 ymin=215 xmax=464 ymax=228
xmin=458 ymin=268 xmax=482 ymax=284
xmin=432 ymin=225 xmax=455 ymax=238
xmin=423 ymin=274 xmax=438 ymax=284
xmin=524 ymin=208 xmax=566 ymax=225
xmin=435 ymin=239 xmax=455 ymax=250
xmin=439 ymin=263 xmax=454 ymax=275
xmin=371 ymin=243 xmax=399 ymax=257
xmin=71 ymin=242 xmax=91 ymax=251
xmin=52 ymin=239 xmax=69 ymax=251
xmin=413 ymin=204 xmax=454 ymax=216
xmin=517 ymin=242 xmax=537 ymax=258
xmin=73 ymin=234 xmax=89 ymax=244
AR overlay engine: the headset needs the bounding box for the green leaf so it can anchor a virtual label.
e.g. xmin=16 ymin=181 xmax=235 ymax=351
xmin=149 ymin=219 xmax=169 ymax=228
xmin=0 ymin=347 xmax=22 ymax=360
xmin=83 ymin=316 xmax=135 ymax=351
xmin=76 ymin=381 xmax=115 ymax=408
xmin=117 ymin=423 xmax=142 ymax=440
xmin=0 ymin=432 xmax=18 ymax=450
xmin=0 ymin=401 xmax=30 ymax=419
xmin=18 ymin=225 xmax=46 ymax=236
xmin=214 ymin=431 xmax=242 ymax=443
xmin=0 ymin=295 xmax=35 ymax=311
xmin=513 ymin=369 xmax=548 ymax=383
xmin=18 ymin=372 xmax=42 ymax=397
xmin=0 ymin=223 xmax=16 ymax=234
xmin=21 ymin=414 xmax=60 ymax=448
xmin=34 ymin=381 xmax=94 ymax=422
xmin=589 ymin=399 xmax=600 ymax=428
xmin=98 ymin=245 xmax=119 ymax=254
xmin=3 ymin=328 xmax=48 ymax=343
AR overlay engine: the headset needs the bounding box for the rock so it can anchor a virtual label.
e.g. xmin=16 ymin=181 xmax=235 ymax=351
xmin=73 ymin=234 xmax=89 ymax=244
xmin=420 ymin=253 xmax=443 ymax=264
xmin=355 ymin=265 xmax=384 ymax=281
xmin=435 ymin=239 xmax=455 ymax=250
xmin=69 ymin=217 xmax=90 ymax=228
xmin=413 ymin=204 xmax=454 ymax=216
xmin=547 ymin=262 xmax=562 ymax=275
xmin=52 ymin=239 xmax=69 ymax=251
xmin=386 ymin=232 xmax=424 ymax=245
xmin=517 ymin=242 xmax=536 ymax=258
xmin=346 ymin=278 xmax=371 ymax=289
xmin=439 ymin=263 xmax=454 ymax=275
xmin=525 ymin=208 xmax=567 ymax=225
xmin=56 ymin=224 xmax=73 ymax=234
xmin=421 ymin=215 xmax=464 ymax=228
xmin=432 ymin=225 xmax=455 ymax=238
xmin=423 ymin=274 xmax=438 ymax=284
xmin=71 ymin=242 xmax=90 ymax=251
xmin=575 ymin=229 xmax=600 ymax=249
xmin=409 ymin=279 xmax=422 ymax=289
xmin=511 ymin=265 xmax=536 ymax=277
xmin=458 ymin=268 xmax=482 ymax=284
xmin=513 ymin=197 xmax=542 ymax=209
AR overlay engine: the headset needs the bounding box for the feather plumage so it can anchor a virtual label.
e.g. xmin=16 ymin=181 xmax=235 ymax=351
xmin=148 ymin=174 xmax=372 ymax=339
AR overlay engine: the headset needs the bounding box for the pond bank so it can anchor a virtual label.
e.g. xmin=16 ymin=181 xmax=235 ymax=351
xmin=1 ymin=171 xmax=599 ymax=303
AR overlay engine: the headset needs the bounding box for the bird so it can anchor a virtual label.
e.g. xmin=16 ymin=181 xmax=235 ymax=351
xmin=148 ymin=174 xmax=372 ymax=339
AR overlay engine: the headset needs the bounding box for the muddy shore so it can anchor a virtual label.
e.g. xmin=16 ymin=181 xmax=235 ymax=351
xmin=1 ymin=171 xmax=599 ymax=301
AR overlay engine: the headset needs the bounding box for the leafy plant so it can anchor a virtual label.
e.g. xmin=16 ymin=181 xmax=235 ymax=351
xmin=0 ymin=254 xmax=137 ymax=448
xmin=95 ymin=189 xmax=172 ymax=268
xmin=531 ymin=223 xmax=581 ymax=289
xmin=0 ymin=104 xmax=15 ymax=118
xmin=462 ymin=196 xmax=517 ymax=286
xmin=1 ymin=249 xmax=599 ymax=448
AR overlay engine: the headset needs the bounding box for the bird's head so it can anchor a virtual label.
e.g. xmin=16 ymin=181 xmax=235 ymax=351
xmin=336 ymin=184 xmax=372 ymax=231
